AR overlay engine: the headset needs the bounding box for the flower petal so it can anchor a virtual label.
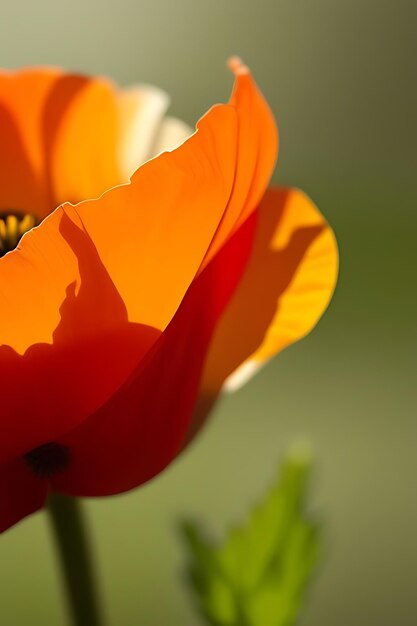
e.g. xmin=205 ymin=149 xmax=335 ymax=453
xmin=65 ymin=104 xmax=239 ymax=330
xmin=189 ymin=186 xmax=338 ymax=434
xmin=0 ymin=68 xmax=63 ymax=216
xmin=201 ymin=57 xmax=278 ymax=268
xmin=48 ymin=66 xmax=279 ymax=496
xmin=0 ymin=70 xmax=174 ymax=218
xmin=0 ymin=210 xmax=159 ymax=464
xmin=149 ymin=115 xmax=193 ymax=158
xmin=0 ymin=101 xmax=238 ymax=463
xmin=50 ymin=79 xmax=173 ymax=206
xmin=0 ymin=69 xmax=124 ymax=217
xmin=118 ymin=85 xmax=170 ymax=179
xmin=47 ymin=74 xmax=122 ymax=209
xmin=51 ymin=213 xmax=256 ymax=496
xmin=0 ymin=458 xmax=47 ymax=533
xmin=0 ymin=63 xmax=277 ymax=497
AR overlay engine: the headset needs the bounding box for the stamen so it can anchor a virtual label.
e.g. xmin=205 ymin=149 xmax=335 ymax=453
xmin=0 ymin=212 xmax=37 ymax=257
xmin=24 ymin=442 xmax=71 ymax=478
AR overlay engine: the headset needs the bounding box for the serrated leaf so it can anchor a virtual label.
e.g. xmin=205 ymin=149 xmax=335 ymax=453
xmin=181 ymin=445 xmax=321 ymax=626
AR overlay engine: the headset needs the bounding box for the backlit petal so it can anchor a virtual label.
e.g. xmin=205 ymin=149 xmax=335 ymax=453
xmin=51 ymin=214 xmax=256 ymax=496
xmin=48 ymin=75 xmax=122 ymax=208
xmin=191 ymin=186 xmax=338 ymax=432
xmin=149 ymin=116 xmax=193 ymax=158
xmin=0 ymin=209 xmax=159 ymax=463
xmin=0 ymin=68 xmax=63 ymax=216
xmin=49 ymin=66 xmax=279 ymax=496
xmin=118 ymin=85 xmax=170 ymax=179
xmin=0 ymin=69 xmax=177 ymax=218
xmin=67 ymin=104 xmax=238 ymax=330
xmin=201 ymin=57 xmax=278 ymax=268
xmin=0 ymin=102 xmax=238 ymax=463
xmin=0 ymin=69 xmax=125 ymax=217
xmin=0 ymin=63 xmax=281 ymax=507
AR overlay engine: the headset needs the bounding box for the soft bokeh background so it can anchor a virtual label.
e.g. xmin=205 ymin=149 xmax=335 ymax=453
xmin=1 ymin=1 xmax=416 ymax=624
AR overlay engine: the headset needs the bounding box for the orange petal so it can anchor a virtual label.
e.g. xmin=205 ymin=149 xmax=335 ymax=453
xmin=0 ymin=69 xmax=125 ymax=218
xmin=201 ymin=57 xmax=278 ymax=268
xmin=0 ymin=62 xmax=277 ymax=489
xmin=0 ymin=68 xmax=63 ymax=216
xmin=49 ymin=75 xmax=123 ymax=208
xmin=0 ymin=100 xmax=238 ymax=463
xmin=51 ymin=213 xmax=256 ymax=496
xmin=197 ymin=185 xmax=338 ymax=404
xmin=0 ymin=69 xmax=174 ymax=219
xmin=68 ymin=104 xmax=239 ymax=331
xmin=0 ymin=208 xmax=160 ymax=463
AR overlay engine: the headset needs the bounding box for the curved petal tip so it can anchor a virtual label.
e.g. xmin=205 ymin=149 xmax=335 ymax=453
xmin=227 ymin=56 xmax=250 ymax=76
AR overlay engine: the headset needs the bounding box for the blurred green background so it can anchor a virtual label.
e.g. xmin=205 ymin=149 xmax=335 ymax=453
xmin=0 ymin=0 xmax=416 ymax=624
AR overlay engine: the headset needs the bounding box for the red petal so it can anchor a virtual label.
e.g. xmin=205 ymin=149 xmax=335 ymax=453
xmin=0 ymin=103 xmax=238 ymax=464
xmin=0 ymin=458 xmax=47 ymax=533
xmin=0 ymin=212 xmax=159 ymax=464
xmin=188 ymin=186 xmax=338 ymax=440
xmin=51 ymin=213 xmax=256 ymax=496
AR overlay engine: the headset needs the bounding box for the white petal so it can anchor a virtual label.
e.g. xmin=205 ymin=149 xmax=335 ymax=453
xmin=118 ymin=85 xmax=170 ymax=180
xmin=223 ymin=360 xmax=261 ymax=392
xmin=150 ymin=116 xmax=193 ymax=158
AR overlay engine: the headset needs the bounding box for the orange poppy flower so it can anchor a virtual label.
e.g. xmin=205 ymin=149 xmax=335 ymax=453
xmin=0 ymin=58 xmax=338 ymax=532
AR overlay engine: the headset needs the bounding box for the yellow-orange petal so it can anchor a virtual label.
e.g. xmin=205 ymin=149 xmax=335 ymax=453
xmin=0 ymin=68 xmax=64 ymax=215
xmin=0 ymin=206 xmax=161 ymax=463
xmin=47 ymin=74 xmax=122 ymax=209
xmin=0 ymin=69 xmax=177 ymax=219
xmin=51 ymin=211 xmax=256 ymax=496
xmin=51 ymin=79 xmax=174 ymax=206
xmin=0 ymin=99 xmax=240 ymax=462
xmin=199 ymin=186 xmax=338 ymax=397
xmin=0 ymin=102 xmax=238 ymax=352
xmin=201 ymin=57 xmax=278 ymax=268
xmin=0 ymin=62 xmax=278 ymax=470
xmin=0 ymin=69 xmax=126 ymax=218
xmin=66 ymin=104 xmax=239 ymax=331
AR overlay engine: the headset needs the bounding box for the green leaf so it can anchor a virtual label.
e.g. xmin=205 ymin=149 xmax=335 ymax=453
xmin=181 ymin=444 xmax=321 ymax=626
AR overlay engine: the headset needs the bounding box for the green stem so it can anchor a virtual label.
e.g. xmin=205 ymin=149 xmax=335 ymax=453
xmin=47 ymin=493 xmax=103 ymax=626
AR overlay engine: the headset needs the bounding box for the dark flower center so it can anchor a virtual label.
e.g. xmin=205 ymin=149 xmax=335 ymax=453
xmin=24 ymin=442 xmax=71 ymax=478
xmin=0 ymin=211 xmax=37 ymax=257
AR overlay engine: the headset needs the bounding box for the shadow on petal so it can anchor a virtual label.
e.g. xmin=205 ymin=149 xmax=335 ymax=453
xmin=51 ymin=211 xmax=257 ymax=496
xmin=0 ymin=102 xmax=43 ymax=214
xmin=0 ymin=211 xmax=160 ymax=465
xmin=187 ymin=188 xmax=333 ymax=443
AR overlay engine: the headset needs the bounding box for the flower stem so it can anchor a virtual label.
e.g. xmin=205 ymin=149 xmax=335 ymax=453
xmin=47 ymin=493 xmax=103 ymax=626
